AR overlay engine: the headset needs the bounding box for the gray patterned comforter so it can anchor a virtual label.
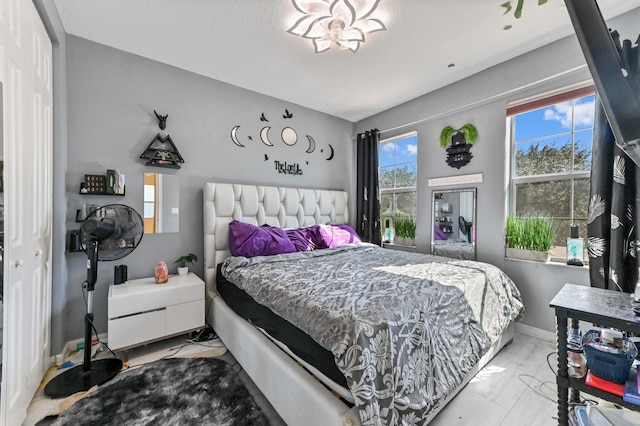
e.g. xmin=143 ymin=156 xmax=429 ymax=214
xmin=222 ymin=244 xmax=524 ymax=425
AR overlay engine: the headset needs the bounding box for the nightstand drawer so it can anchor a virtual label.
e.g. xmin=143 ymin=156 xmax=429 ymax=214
xmin=166 ymin=300 xmax=205 ymax=335
xmin=108 ymin=277 xmax=203 ymax=318
xmin=108 ymin=309 xmax=166 ymax=350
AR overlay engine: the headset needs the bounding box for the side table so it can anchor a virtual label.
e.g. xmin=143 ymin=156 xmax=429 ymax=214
xmin=550 ymin=283 xmax=640 ymax=426
xmin=108 ymin=272 xmax=205 ymax=351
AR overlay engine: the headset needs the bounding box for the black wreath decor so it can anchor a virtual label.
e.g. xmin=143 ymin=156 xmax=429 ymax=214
xmin=439 ymin=123 xmax=478 ymax=169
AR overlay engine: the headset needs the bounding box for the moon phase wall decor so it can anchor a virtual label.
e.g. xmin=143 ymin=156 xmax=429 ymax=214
xmin=231 ymin=126 xmax=245 ymax=147
xmin=228 ymin=108 xmax=336 ymax=172
xmin=305 ymin=135 xmax=316 ymax=153
xmin=282 ymin=127 xmax=297 ymax=146
xmin=326 ymin=144 xmax=334 ymax=160
xmin=260 ymin=127 xmax=274 ymax=146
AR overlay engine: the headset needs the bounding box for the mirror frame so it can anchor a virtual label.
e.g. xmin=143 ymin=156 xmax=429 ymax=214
xmin=431 ymin=187 xmax=477 ymax=260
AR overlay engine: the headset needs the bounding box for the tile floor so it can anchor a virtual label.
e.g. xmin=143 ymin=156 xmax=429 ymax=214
xmin=429 ymin=331 xmax=559 ymax=426
xmin=27 ymin=331 xmax=559 ymax=426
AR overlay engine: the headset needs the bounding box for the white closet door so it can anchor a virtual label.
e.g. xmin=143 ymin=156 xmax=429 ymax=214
xmin=0 ymin=0 xmax=53 ymax=424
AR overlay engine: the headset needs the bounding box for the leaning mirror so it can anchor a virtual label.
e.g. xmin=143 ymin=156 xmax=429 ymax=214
xmin=143 ymin=173 xmax=179 ymax=234
xmin=431 ymin=188 xmax=476 ymax=260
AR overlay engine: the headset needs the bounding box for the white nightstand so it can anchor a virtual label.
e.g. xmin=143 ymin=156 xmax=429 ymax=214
xmin=107 ymin=272 xmax=205 ymax=351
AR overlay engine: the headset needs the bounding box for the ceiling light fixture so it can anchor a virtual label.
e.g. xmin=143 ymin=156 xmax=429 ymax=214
xmin=287 ymin=0 xmax=387 ymax=53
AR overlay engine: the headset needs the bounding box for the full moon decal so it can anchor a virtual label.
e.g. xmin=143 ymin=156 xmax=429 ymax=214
xmin=282 ymin=127 xmax=297 ymax=146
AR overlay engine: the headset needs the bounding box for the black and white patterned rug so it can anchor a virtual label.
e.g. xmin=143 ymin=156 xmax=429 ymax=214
xmin=44 ymin=357 xmax=270 ymax=426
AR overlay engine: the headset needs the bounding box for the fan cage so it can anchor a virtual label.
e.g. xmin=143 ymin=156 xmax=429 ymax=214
xmin=79 ymin=204 xmax=144 ymax=261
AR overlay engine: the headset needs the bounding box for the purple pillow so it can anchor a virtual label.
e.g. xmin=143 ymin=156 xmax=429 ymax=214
xmin=434 ymin=225 xmax=447 ymax=240
xmin=316 ymin=224 xmax=361 ymax=248
xmin=285 ymin=227 xmax=317 ymax=252
xmin=334 ymin=224 xmax=362 ymax=244
xmin=228 ymin=220 xmax=296 ymax=257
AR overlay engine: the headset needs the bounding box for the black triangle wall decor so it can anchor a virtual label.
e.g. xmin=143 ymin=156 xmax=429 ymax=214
xmin=140 ymin=133 xmax=184 ymax=169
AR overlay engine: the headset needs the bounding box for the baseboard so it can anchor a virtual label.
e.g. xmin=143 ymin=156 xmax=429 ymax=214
xmin=57 ymin=332 xmax=109 ymax=366
xmin=514 ymin=322 xmax=556 ymax=343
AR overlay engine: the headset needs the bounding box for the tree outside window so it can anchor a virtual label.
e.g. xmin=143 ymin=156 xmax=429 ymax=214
xmin=379 ymin=132 xmax=418 ymax=244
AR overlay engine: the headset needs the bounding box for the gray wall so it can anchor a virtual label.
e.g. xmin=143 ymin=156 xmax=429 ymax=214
xmin=57 ymin=36 xmax=354 ymax=352
xmin=43 ymin=6 xmax=640 ymax=351
xmin=356 ymin=8 xmax=639 ymax=334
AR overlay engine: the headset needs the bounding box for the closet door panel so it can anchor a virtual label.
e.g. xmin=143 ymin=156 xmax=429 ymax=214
xmin=0 ymin=0 xmax=29 ymax=423
xmin=0 ymin=0 xmax=52 ymax=424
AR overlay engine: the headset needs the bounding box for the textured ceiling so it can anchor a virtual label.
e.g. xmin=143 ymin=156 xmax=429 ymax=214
xmin=51 ymin=0 xmax=640 ymax=122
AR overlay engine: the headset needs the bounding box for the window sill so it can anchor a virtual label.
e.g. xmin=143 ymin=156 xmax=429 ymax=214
xmin=504 ymin=255 xmax=589 ymax=269
xmin=383 ymin=242 xmax=417 ymax=252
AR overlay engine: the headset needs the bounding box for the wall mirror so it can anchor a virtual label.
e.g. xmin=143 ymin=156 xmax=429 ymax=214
xmin=143 ymin=173 xmax=179 ymax=234
xmin=431 ymin=188 xmax=476 ymax=260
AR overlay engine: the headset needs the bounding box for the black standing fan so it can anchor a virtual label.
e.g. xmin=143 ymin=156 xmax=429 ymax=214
xmin=45 ymin=204 xmax=144 ymax=398
xmin=458 ymin=216 xmax=473 ymax=243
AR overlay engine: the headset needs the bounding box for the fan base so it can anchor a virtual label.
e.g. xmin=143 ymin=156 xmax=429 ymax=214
xmin=44 ymin=358 xmax=123 ymax=398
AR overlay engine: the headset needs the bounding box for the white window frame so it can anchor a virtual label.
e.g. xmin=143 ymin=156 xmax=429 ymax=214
xmin=507 ymin=84 xmax=595 ymax=260
xmin=380 ymin=131 xmax=418 ymax=193
xmin=379 ymin=131 xmax=418 ymax=243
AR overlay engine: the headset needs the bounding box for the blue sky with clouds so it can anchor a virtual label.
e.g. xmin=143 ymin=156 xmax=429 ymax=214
xmin=379 ymin=134 xmax=418 ymax=168
xmin=514 ymin=95 xmax=595 ymax=142
xmin=514 ymin=94 xmax=595 ymax=172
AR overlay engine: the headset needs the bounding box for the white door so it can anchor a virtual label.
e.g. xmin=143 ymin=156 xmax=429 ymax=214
xmin=0 ymin=0 xmax=53 ymax=424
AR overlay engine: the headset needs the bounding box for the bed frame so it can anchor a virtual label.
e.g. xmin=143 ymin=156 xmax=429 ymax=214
xmin=203 ymin=182 xmax=514 ymax=426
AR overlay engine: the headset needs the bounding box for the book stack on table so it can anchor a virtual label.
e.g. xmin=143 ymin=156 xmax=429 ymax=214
xmin=570 ymin=364 xmax=640 ymax=425
xmin=584 ymin=363 xmax=639 ymax=403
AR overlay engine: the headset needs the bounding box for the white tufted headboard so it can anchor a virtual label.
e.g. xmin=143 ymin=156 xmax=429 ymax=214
xmin=203 ymin=182 xmax=349 ymax=294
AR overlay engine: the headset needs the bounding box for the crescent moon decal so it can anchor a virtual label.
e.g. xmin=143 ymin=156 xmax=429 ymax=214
xmin=305 ymin=135 xmax=316 ymax=153
xmin=326 ymin=144 xmax=335 ymax=161
xmin=260 ymin=126 xmax=274 ymax=146
xmin=282 ymin=127 xmax=298 ymax=146
xmin=230 ymin=126 xmax=245 ymax=147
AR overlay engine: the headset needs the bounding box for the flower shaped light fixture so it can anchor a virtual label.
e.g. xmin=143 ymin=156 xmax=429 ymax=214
xmin=287 ymin=0 xmax=387 ymax=53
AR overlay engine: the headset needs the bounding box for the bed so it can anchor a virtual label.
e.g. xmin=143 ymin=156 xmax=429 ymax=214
xmin=203 ymin=182 xmax=524 ymax=426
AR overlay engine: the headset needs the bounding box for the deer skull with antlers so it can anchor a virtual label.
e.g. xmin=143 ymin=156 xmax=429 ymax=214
xmin=154 ymin=110 xmax=168 ymax=130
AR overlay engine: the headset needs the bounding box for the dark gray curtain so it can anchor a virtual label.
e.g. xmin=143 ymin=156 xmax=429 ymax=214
xmin=588 ymin=95 xmax=640 ymax=292
xmin=356 ymin=130 xmax=382 ymax=245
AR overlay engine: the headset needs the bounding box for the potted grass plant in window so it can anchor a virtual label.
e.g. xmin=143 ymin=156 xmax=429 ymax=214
xmin=393 ymin=216 xmax=416 ymax=246
xmin=505 ymin=215 xmax=555 ymax=262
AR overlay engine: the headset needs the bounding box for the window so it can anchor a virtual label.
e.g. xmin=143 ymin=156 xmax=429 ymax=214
xmin=379 ymin=132 xmax=417 ymax=244
xmin=508 ymin=86 xmax=595 ymax=259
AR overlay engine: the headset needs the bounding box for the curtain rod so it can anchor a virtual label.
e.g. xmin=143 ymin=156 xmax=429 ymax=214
xmin=377 ymin=64 xmax=588 ymax=135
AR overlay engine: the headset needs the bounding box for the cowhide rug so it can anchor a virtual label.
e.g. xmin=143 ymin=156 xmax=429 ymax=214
xmin=46 ymin=357 xmax=270 ymax=425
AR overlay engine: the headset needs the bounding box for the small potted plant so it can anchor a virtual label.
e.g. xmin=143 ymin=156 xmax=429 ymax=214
xmin=174 ymin=253 xmax=198 ymax=276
